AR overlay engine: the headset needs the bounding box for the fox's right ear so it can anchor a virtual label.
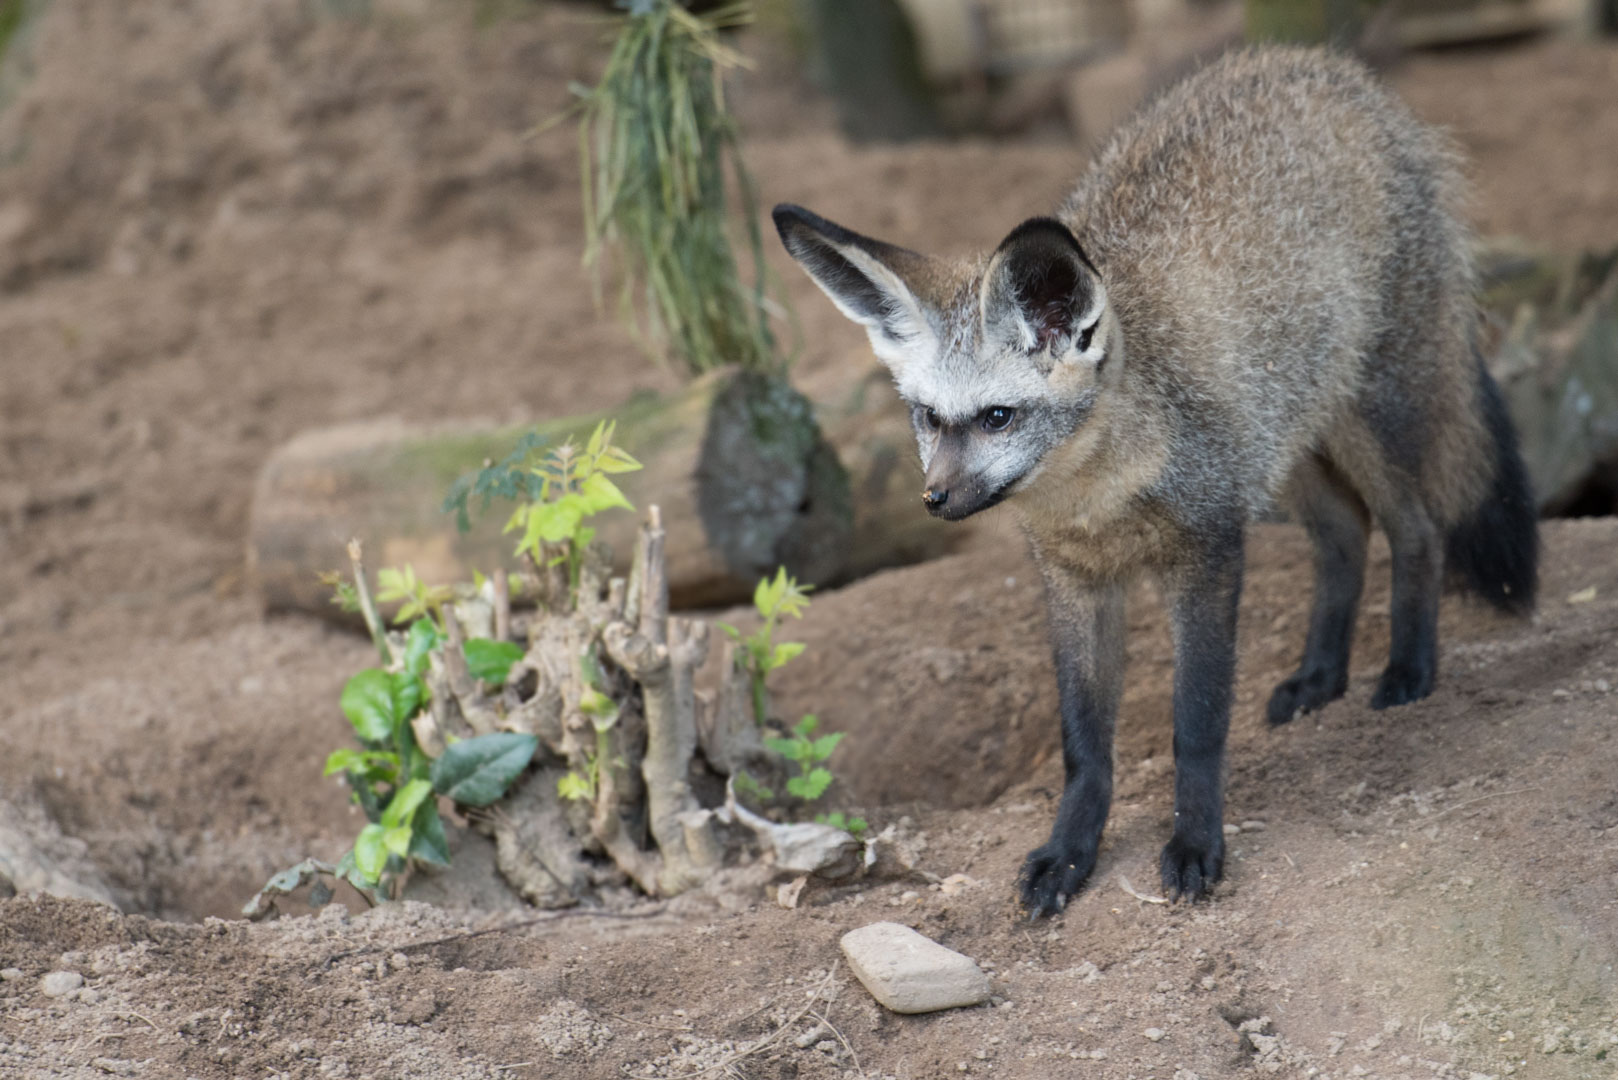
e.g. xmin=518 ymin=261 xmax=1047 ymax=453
xmin=772 ymin=204 xmax=940 ymax=375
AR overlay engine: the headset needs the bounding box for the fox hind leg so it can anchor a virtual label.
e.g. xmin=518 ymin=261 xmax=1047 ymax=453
xmin=1268 ymin=456 xmax=1371 ymax=725
xmin=1371 ymin=499 xmax=1443 ymax=708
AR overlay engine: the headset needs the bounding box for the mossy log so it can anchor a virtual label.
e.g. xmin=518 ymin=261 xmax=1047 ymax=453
xmin=249 ymin=367 xmax=971 ymax=616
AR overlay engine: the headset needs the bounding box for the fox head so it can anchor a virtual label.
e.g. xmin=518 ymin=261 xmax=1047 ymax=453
xmin=773 ymin=204 xmax=1119 ymax=521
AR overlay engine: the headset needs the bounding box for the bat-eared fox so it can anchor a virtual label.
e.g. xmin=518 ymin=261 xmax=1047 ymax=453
xmin=773 ymin=47 xmax=1538 ymax=917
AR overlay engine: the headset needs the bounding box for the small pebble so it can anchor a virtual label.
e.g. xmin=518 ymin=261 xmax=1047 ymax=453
xmin=1596 ymin=679 xmax=1611 ymax=693
xmin=1240 ymin=820 xmax=1266 ymax=832
xmin=40 ymin=971 xmax=84 ymax=998
xmin=0 ymin=968 xmax=23 ymax=981
xmin=1145 ymin=1027 xmax=1166 ymax=1042
xmin=1222 ymin=824 xmax=1241 ymax=837
xmin=1551 ymin=688 xmax=1571 ymax=700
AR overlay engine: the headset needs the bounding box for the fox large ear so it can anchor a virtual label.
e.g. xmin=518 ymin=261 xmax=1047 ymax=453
xmin=983 ymin=217 xmax=1100 ymax=360
xmin=772 ymin=204 xmax=941 ymax=374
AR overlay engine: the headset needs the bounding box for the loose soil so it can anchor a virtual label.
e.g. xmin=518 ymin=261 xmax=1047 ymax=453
xmin=1 ymin=3 xmax=1616 ymax=1078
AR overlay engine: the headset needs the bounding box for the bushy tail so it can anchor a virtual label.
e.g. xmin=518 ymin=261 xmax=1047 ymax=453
xmin=1445 ymin=353 xmax=1538 ymax=614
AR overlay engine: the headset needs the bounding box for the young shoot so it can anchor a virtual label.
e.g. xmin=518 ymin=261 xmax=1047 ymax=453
xmin=719 ymin=565 xmax=811 ymax=726
xmin=502 ymin=420 xmax=643 ymax=603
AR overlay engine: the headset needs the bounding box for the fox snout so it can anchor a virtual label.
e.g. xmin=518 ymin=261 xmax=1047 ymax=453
xmin=920 ymin=461 xmax=1007 ymax=521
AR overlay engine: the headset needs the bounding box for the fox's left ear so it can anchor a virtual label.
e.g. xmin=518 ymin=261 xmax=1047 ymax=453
xmin=772 ymin=203 xmax=943 ymax=376
xmin=983 ymin=218 xmax=1101 ymax=360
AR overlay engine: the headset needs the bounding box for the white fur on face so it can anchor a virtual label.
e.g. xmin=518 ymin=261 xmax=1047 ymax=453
xmin=898 ymin=283 xmax=1109 ymax=425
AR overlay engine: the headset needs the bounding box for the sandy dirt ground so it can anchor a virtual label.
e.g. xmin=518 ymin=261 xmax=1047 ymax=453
xmin=1 ymin=3 xmax=1616 ymax=1078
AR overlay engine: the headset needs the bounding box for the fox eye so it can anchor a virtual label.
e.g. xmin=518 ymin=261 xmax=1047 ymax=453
xmin=981 ymin=406 xmax=1015 ymax=432
xmin=1076 ymin=322 xmax=1096 ymax=353
xmin=922 ymin=406 xmax=941 ymax=430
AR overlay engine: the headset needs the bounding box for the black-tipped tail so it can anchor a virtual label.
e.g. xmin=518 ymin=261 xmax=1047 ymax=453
xmin=1445 ymin=356 xmax=1538 ymax=614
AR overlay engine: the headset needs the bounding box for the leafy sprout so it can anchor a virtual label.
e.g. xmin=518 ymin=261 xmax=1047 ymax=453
xmin=443 ymin=431 xmax=547 ymax=533
xmin=719 ymin=566 xmax=812 ymax=726
xmin=764 ymin=713 xmax=844 ymax=801
xmin=501 ymin=420 xmax=644 ymax=601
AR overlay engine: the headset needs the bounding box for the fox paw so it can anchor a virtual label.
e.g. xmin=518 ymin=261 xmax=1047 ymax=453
xmin=1266 ymin=665 xmax=1348 ymax=725
xmin=1018 ymin=840 xmax=1097 ymax=919
xmin=1160 ymin=833 xmax=1224 ymax=901
xmin=1370 ymin=662 xmax=1434 ymax=710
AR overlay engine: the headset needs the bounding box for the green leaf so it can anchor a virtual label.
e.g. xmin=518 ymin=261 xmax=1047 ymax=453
xmin=408 ymin=802 xmax=450 ymax=867
xmin=463 ymin=639 xmax=524 ymax=686
xmin=578 ymin=472 xmax=633 ymax=514
xmin=353 ymin=824 xmax=388 ymax=885
xmin=382 ymin=779 xmax=434 ymax=829
xmin=769 ymin=642 xmax=805 ymax=670
xmin=786 ymin=767 xmax=833 ymax=801
xmin=325 ymin=749 xmax=399 ymax=782
xmin=585 ymin=419 xmax=608 ymax=459
xmin=579 ymin=687 xmax=617 ymax=719
xmin=752 ymin=575 xmax=772 ymax=618
xmin=341 ymin=670 xmax=397 ymax=743
xmin=382 ymin=824 xmax=413 ymax=859
xmin=732 ymin=770 xmax=774 ymax=803
xmin=595 ymin=445 xmax=642 ymax=473
xmin=324 ymin=748 xmax=364 ymax=778
xmin=431 ymin=733 xmax=538 ymax=806
xmin=716 ymin=622 xmax=740 ymax=640
xmin=810 ymin=732 xmax=846 ymax=761
xmin=376 ymin=566 xmax=412 ymax=605
xmin=762 ymin=736 xmax=801 ymax=760
xmin=389 ymin=671 xmax=423 ymax=728
xmin=794 ymin=714 xmax=819 ymax=737
xmin=403 ymin=619 xmax=441 ymax=679
xmin=530 ymin=499 xmax=584 ymax=544
xmin=557 ymin=771 xmax=593 ymax=802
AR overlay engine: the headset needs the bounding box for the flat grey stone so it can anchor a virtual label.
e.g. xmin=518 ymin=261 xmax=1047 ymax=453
xmin=840 ymin=922 xmax=991 ymax=1014
xmin=40 ymin=971 xmax=83 ymax=998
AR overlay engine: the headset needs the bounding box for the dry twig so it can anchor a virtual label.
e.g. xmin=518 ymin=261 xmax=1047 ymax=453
xmin=1118 ymin=874 xmax=1169 ymax=905
xmin=317 ymin=905 xmax=666 ymax=969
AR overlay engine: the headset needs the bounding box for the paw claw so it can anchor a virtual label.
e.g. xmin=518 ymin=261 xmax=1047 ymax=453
xmin=1370 ymin=662 xmax=1434 ymax=710
xmin=1018 ymin=840 xmax=1096 ymax=919
xmin=1267 ymin=665 xmax=1347 ymax=726
xmin=1159 ymin=834 xmax=1224 ymax=902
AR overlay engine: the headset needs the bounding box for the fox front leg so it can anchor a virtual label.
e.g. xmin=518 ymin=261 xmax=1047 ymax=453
xmin=1018 ymin=575 xmax=1125 ymax=918
xmin=1158 ymin=531 xmax=1244 ymax=900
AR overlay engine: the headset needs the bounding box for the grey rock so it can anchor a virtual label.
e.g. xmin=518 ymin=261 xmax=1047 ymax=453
xmin=40 ymin=971 xmax=84 ymax=998
xmin=840 ymin=922 xmax=991 ymax=1014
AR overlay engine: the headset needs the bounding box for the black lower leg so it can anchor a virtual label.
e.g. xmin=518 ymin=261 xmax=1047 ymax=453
xmin=1162 ymin=532 xmax=1244 ymax=900
xmin=1019 ymin=575 xmax=1125 ymax=918
xmin=1269 ymin=461 xmax=1370 ymax=724
xmin=1373 ymin=506 xmax=1442 ymax=709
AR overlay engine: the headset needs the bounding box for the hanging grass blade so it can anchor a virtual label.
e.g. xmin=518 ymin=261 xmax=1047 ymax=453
xmin=574 ymin=0 xmax=784 ymax=379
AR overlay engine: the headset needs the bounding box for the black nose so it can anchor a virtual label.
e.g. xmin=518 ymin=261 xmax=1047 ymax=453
xmin=922 ymin=488 xmax=948 ymax=508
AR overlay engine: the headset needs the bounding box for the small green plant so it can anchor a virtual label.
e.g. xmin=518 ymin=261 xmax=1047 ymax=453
xmin=557 ymin=646 xmax=624 ymax=803
xmin=764 ymin=713 xmax=842 ymax=800
xmin=320 ymin=600 xmax=539 ymax=897
xmin=814 ymin=811 xmax=869 ymax=841
xmin=375 ymin=565 xmax=454 ymax=626
xmin=719 ymin=566 xmax=811 ymax=725
xmin=501 ymin=420 xmax=642 ymax=598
